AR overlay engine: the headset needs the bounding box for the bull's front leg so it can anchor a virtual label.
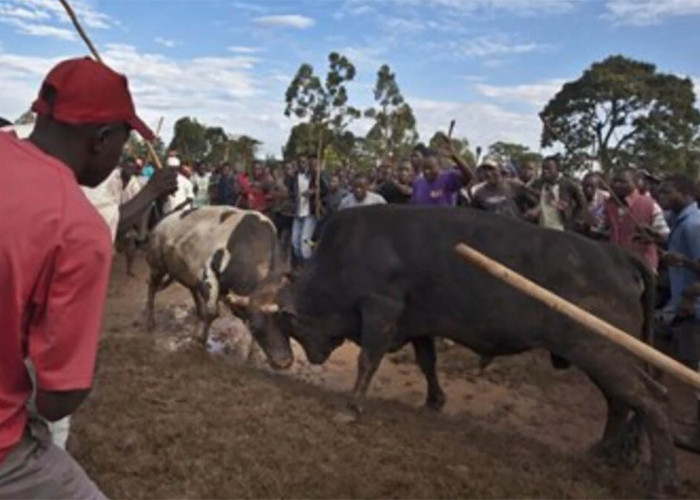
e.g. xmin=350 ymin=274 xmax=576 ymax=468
xmin=195 ymin=263 xmax=221 ymax=345
xmin=350 ymin=294 xmax=404 ymax=414
xmin=147 ymin=270 xmax=166 ymax=332
xmin=412 ymin=336 xmax=446 ymax=411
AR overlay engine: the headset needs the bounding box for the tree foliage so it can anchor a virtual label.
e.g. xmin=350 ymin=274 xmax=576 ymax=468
xmin=125 ymin=133 xmax=164 ymax=160
xmin=169 ymin=117 xmax=208 ymax=161
xmin=488 ymin=141 xmax=542 ymax=166
xmin=284 ymin=52 xmax=360 ymax=163
xmin=15 ymin=110 xmax=35 ymax=125
xmin=364 ymin=64 xmax=418 ymax=161
xmin=428 ymin=132 xmax=476 ymax=167
xmin=540 ymin=55 xmax=700 ymax=174
xmin=168 ymin=116 xmax=260 ymax=167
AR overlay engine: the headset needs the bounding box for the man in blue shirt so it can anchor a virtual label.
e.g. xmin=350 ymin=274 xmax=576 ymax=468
xmin=657 ymin=173 xmax=700 ymax=452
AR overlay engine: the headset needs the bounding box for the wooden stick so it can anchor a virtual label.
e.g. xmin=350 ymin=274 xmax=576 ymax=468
xmin=315 ymin=127 xmax=323 ymax=217
xmin=447 ymin=119 xmax=455 ymax=140
xmin=143 ymin=117 xmax=163 ymax=165
xmin=58 ymin=0 xmax=164 ymax=170
xmin=58 ymin=0 xmax=102 ymax=62
xmin=454 ymin=242 xmax=700 ymax=391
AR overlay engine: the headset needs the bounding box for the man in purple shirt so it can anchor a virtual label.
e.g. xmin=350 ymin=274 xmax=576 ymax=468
xmin=411 ymin=146 xmax=473 ymax=206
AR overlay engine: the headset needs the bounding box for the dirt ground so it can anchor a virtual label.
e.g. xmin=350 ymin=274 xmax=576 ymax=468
xmin=69 ymin=253 xmax=700 ymax=498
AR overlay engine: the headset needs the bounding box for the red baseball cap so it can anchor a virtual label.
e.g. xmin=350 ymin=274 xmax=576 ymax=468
xmin=31 ymin=57 xmax=154 ymax=140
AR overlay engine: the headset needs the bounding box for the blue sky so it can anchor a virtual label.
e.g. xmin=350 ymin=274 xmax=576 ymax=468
xmin=1 ymin=0 xmax=698 ymax=157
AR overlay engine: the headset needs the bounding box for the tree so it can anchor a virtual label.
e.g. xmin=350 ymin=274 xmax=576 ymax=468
xmin=540 ymin=55 xmax=700 ymax=174
xmin=488 ymin=141 xmax=542 ymax=166
xmin=283 ymin=122 xmax=333 ymax=160
xmin=204 ymin=126 xmax=230 ymax=164
xmin=15 ymin=110 xmax=35 ymax=125
xmin=284 ymin=52 xmax=361 ymax=163
xmin=428 ymin=132 xmax=476 ymax=167
xmin=228 ymin=135 xmax=261 ymax=169
xmin=125 ymin=133 xmax=164 ymax=160
xmin=364 ymin=64 xmax=418 ymax=161
xmin=169 ymin=117 xmax=208 ymax=161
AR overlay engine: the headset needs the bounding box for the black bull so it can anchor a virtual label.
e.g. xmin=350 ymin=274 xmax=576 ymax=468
xmin=249 ymin=205 xmax=678 ymax=496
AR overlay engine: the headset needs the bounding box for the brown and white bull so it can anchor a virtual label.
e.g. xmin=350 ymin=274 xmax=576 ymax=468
xmin=145 ymin=206 xmax=293 ymax=369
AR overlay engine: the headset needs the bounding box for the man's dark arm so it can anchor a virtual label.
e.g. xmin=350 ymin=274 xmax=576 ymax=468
xmin=117 ymin=168 xmax=178 ymax=235
xmin=36 ymin=388 xmax=90 ymax=422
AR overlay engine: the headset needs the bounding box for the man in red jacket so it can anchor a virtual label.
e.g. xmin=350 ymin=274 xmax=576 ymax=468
xmin=0 ymin=57 xmax=153 ymax=498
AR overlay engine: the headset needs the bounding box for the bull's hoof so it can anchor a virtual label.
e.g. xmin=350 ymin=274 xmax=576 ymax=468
xmin=425 ymin=392 xmax=446 ymax=412
xmin=590 ymin=431 xmax=642 ymax=466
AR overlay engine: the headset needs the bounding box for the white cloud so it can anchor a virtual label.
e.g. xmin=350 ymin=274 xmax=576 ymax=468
xmin=0 ymin=44 xmax=293 ymax=156
xmin=0 ymin=0 xmax=113 ymax=40
xmin=22 ymin=0 xmax=112 ymax=29
xmin=384 ymin=16 xmax=424 ymax=31
xmin=0 ymin=4 xmax=50 ymax=20
xmin=604 ymin=0 xmax=700 ymax=26
xmin=341 ymin=45 xmax=386 ymax=69
xmin=228 ymin=45 xmax=263 ymax=54
xmin=254 ymin=14 xmax=315 ymax=29
xmin=410 ymin=97 xmax=543 ymax=151
xmin=154 ymin=37 xmax=179 ymax=48
xmin=347 ymin=0 xmax=573 ymax=16
xmin=474 ymin=79 xmax=566 ymax=107
xmin=231 ymin=1 xmax=268 ymax=14
xmin=460 ymin=34 xmax=545 ymax=58
xmin=2 ymin=18 xmax=77 ymax=40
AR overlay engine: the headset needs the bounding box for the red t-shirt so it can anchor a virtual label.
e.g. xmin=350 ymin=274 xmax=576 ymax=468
xmin=0 ymin=132 xmax=112 ymax=464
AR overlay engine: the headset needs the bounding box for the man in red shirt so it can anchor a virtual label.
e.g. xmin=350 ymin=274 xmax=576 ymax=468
xmin=603 ymin=168 xmax=669 ymax=272
xmin=0 ymin=57 xmax=153 ymax=498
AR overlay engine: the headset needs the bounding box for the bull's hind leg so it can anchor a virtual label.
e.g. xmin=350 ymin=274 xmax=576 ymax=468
xmin=412 ymin=337 xmax=446 ymax=411
xmin=589 ymin=386 xmax=639 ymax=463
xmin=572 ymin=350 xmax=678 ymax=497
xmin=350 ymin=294 xmax=404 ymax=412
xmin=147 ymin=269 xmax=167 ymax=332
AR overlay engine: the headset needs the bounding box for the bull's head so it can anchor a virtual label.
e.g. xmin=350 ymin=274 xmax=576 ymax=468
xmin=226 ymin=269 xmax=343 ymax=368
xmin=222 ymin=241 xmax=296 ymax=370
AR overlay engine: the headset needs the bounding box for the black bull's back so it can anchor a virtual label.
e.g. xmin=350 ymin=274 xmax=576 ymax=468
xmin=298 ymin=204 xmax=650 ymax=359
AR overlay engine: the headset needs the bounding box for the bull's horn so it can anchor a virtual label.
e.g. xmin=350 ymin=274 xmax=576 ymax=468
xmin=227 ymin=293 xmax=250 ymax=307
xmin=259 ymin=303 xmax=279 ymax=314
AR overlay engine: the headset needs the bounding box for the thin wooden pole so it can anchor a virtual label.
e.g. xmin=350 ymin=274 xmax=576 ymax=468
xmin=454 ymin=242 xmax=700 ymax=391
xmin=143 ymin=117 xmax=163 ymax=165
xmin=58 ymin=0 xmax=164 ymax=170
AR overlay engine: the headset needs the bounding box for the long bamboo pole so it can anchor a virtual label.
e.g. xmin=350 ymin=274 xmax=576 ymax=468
xmin=58 ymin=0 xmax=164 ymax=170
xmin=454 ymin=242 xmax=700 ymax=391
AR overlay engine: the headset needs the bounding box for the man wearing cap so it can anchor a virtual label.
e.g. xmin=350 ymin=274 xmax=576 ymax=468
xmin=0 ymin=57 xmax=158 ymax=498
xmin=470 ymin=157 xmax=537 ymax=219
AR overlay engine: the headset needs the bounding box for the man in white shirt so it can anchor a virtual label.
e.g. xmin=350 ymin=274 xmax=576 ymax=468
xmin=291 ymin=157 xmax=317 ymax=263
xmin=162 ymin=155 xmax=194 ymax=214
xmin=191 ymin=162 xmax=211 ymax=208
xmin=339 ymin=173 xmax=387 ymax=210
